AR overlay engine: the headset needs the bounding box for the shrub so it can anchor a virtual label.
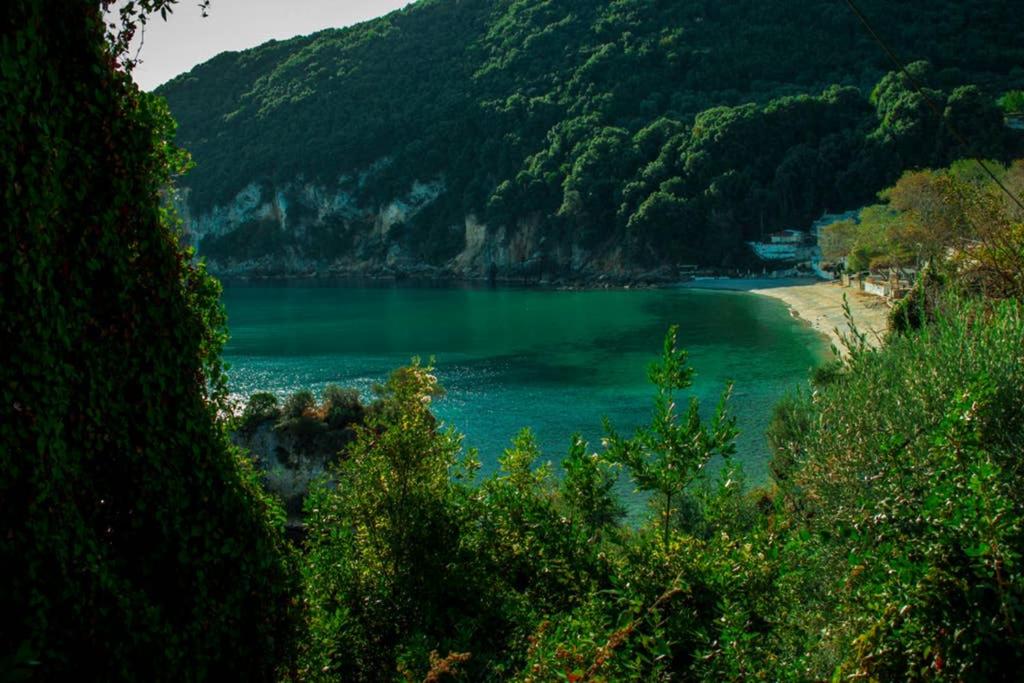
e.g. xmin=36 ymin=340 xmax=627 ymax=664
xmin=809 ymin=357 xmax=844 ymax=387
xmin=767 ymin=298 xmax=1024 ymax=678
xmin=281 ymin=389 xmax=317 ymax=420
xmin=765 ymin=390 xmax=814 ymax=489
xmin=322 ymin=384 xmax=364 ymax=429
xmin=560 ymin=434 xmax=624 ymax=542
xmin=302 ymin=362 xmax=473 ymax=680
xmin=603 ymin=326 xmax=737 ymax=551
xmin=240 ymin=391 xmax=281 ymax=430
xmin=888 ymin=264 xmax=945 ymax=334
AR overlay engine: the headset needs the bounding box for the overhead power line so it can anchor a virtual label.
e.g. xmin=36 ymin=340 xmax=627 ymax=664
xmin=841 ymin=0 xmax=1024 ymax=213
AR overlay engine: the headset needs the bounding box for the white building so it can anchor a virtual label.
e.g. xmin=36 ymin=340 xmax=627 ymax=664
xmin=748 ymin=229 xmax=813 ymax=261
xmin=769 ymin=229 xmax=807 ymax=245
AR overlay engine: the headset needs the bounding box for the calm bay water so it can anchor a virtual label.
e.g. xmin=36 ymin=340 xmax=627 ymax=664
xmin=221 ymin=280 xmax=828 ymax=482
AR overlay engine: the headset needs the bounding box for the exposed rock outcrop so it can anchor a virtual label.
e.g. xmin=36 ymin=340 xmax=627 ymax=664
xmin=232 ymin=416 xmax=357 ymax=534
xmin=177 ymin=171 xmax=678 ymax=286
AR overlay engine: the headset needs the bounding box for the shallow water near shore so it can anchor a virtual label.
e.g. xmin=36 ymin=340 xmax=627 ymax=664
xmin=221 ymin=280 xmax=829 ymax=484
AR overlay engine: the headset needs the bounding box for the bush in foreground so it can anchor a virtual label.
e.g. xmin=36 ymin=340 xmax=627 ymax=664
xmin=767 ymin=297 xmax=1024 ymax=678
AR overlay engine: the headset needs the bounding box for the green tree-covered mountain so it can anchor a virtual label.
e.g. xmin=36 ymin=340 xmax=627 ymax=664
xmin=159 ymin=0 xmax=1023 ymax=278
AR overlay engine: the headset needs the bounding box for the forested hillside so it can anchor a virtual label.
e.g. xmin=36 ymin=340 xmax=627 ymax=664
xmin=159 ymin=0 xmax=1022 ymax=278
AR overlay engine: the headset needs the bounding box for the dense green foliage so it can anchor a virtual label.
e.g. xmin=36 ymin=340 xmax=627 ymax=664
xmin=1 ymin=2 xmax=296 ymax=678
xmin=8 ymin=2 xmax=1024 ymax=680
xmin=289 ymin=162 xmax=1024 ymax=678
xmin=292 ymin=299 xmax=1024 ymax=681
xmin=301 ymin=362 xmax=623 ymax=680
xmin=764 ymin=297 xmax=1024 ymax=679
xmin=302 ymin=362 xmax=473 ymax=679
xmin=159 ymin=0 xmax=1022 ymax=269
xmin=999 ymin=90 xmax=1024 ymax=114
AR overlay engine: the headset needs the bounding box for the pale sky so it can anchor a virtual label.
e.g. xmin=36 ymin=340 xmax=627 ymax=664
xmin=112 ymin=1 xmax=414 ymax=91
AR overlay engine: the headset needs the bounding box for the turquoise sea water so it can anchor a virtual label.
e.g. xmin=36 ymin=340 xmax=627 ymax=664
xmin=221 ymin=281 xmax=828 ymax=482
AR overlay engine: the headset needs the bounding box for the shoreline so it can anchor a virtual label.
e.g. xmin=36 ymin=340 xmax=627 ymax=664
xmin=681 ymin=277 xmax=890 ymax=354
xmin=214 ymin=271 xmax=674 ymax=291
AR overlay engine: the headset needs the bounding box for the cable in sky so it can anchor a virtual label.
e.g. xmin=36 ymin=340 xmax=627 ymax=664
xmin=841 ymin=0 xmax=1024 ymax=213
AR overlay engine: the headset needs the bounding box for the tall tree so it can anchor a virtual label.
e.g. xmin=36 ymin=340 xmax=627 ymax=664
xmin=604 ymin=326 xmax=738 ymax=551
xmin=1 ymin=2 xmax=296 ymax=678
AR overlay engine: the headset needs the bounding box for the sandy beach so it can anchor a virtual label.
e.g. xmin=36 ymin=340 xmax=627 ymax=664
xmin=682 ymin=278 xmax=890 ymax=355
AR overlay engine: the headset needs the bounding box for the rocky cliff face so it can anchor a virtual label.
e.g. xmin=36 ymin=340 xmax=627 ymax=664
xmin=176 ymin=163 xmax=669 ymax=284
xmin=232 ymin=417 xmax=356 ymax=533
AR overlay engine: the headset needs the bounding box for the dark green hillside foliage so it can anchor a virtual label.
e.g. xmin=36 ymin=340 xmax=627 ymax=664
xmin=160 ymin=0 xmax=1022 ymax=267
xmin=0 ymin=2 xmax=296 ymax=679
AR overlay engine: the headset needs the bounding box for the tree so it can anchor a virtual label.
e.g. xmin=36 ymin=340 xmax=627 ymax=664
xmin=302 ymin=360 xmax=470 ymax=680
xmin=1 ymin=1 xmax=296 ymax=678
xmin=941 ymin=166 xmax=1024 ymax=299
xmin=819 ymin=218 xmax=860 ymax=261
xmin=240 ymin=391 xmax=281 ymax=429
xmin=104 ymin=1 xmax=212 ymax=70
xmin=561 ymin=434 xmax=624 ymax=542
xmin=999 ymin=90 xmax=1024 ymax=114
xmin=321 ymin=384 xmax=364 ymax=428
xmin=604 ymin=327 xmax=737 ymax=551
xmin=883 ymin=169 xmax=964 ymax=261
xmin=941 ymin=85 xmax=1007 ymax=160
xmin=281 ymin=388 xmax=317 ymax=419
